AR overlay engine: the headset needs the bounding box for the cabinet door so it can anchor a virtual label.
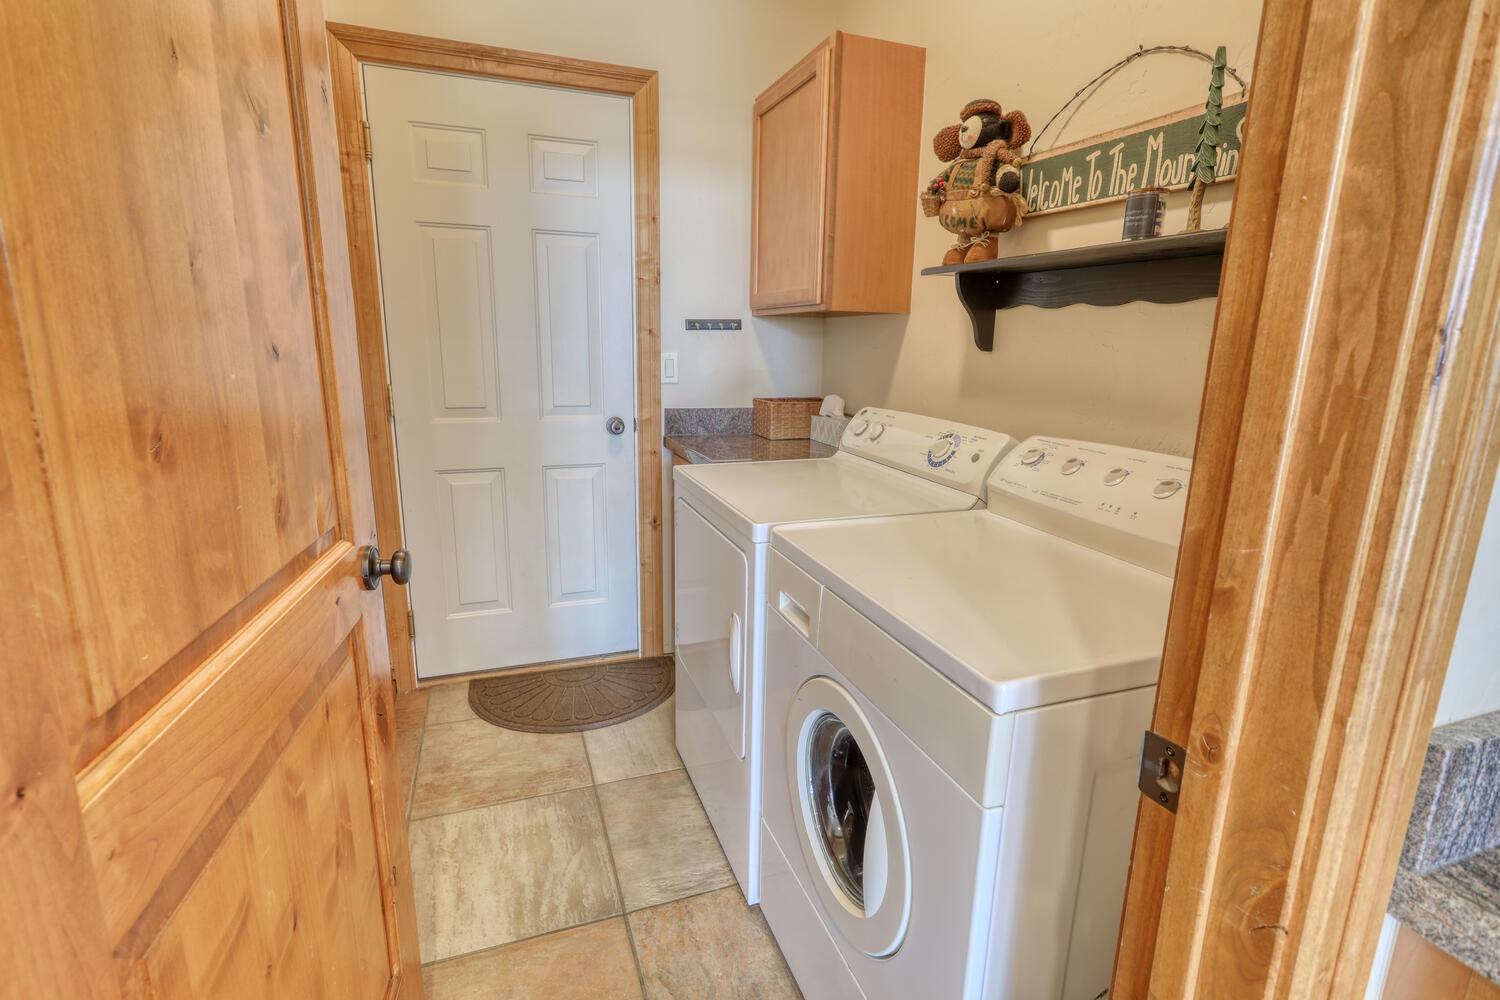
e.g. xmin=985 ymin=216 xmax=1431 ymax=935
xmin=750 ymin=41 xmax=832 ymax=311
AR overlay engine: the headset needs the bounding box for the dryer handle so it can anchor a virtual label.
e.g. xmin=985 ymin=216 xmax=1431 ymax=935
xmin=728 ymin=611 xmax=742 ymax=694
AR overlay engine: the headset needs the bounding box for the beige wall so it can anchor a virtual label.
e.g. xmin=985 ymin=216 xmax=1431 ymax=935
xmin=325 ymin=0 xmax=1265 ymax=644
xmin=324 ymin=0 xmax=839 ymax=409
xmin=1435 ymin=479 xmax=1500 ymax=726
xmin=823 ymin=0 xmax=1264 ymax=456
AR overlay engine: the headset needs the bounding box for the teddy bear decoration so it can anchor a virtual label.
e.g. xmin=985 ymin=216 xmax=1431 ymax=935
xmin=920 ymin=100 xmax=1031 ymax=265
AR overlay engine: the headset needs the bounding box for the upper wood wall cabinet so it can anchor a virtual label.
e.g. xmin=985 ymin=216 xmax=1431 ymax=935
xmin=750 ymin=32 xmax=926 ymax=316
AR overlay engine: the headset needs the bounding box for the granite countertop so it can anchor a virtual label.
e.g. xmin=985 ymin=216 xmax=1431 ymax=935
xmin=1388 ymin=710 xmax=1500 ymax=983
xmin=1390 ymin=848 xmax=1500 ymax=983
xmin=662 ymin=406 xmax=838 ymax=464
xmin=665 ymin=434 xmax=837 ymax=464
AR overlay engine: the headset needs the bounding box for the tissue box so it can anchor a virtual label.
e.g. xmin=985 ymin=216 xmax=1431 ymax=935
xmin=811 ymin=414 xmax=850 ymax=447
xmin=752 ymin=397 xmax=822 ymax=439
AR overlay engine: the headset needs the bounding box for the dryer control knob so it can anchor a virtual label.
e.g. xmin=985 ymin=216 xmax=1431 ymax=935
xmin=1104 ymin=467 xmax=1131 ymax=486
xmin=851 ymin=419 xmax=869 ymax=436
xmin=927 ymin=432 xmax=959 ymax=465
xmin=1061 ymin=458 xmax=1086 ymax=476
xmin=868 ymin=422 xmax=887 ymax=441
xmin=1153 ymin=479 xmax=1185 ymax=499
xmin=1020 ymin=447 xmax=1046 ymax=466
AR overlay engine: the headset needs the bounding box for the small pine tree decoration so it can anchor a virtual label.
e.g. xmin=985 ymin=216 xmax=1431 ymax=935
xmin=1185 ymin=45 xmax=1226 ymax=232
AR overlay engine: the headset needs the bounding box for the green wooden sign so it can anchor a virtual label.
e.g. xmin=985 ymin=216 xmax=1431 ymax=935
xmin=1020 ymin=98 xmax=1247 ymax=217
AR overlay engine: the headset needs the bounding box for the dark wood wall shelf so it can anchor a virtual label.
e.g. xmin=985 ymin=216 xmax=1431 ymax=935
xmin=921 ymin=228 xmax=1228 ymax=350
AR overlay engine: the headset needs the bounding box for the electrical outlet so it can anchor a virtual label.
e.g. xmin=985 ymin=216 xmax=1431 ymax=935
xmin=685 ymin=319 xmax=742 ymax=331
xmin=661 ymin=353 xmax=678 ymax=384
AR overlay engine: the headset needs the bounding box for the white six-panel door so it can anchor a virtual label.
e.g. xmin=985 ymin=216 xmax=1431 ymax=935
xmin=364 ymin=67 xmax=638 ymax=678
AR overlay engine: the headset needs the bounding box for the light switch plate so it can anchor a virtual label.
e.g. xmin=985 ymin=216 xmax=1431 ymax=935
xmin=661 ymin=353 xmax=678 ymax=384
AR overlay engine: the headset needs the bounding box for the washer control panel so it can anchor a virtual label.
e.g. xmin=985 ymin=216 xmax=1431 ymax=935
xmin=840 ymin=407 xmax=1017 ymax=495
xmin=987 ymin=436 xmax=1193 ymax=575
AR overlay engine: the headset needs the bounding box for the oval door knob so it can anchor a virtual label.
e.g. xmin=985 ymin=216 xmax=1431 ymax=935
xmin=360 ymin=545 xmax=412 ymax=591
xmin=606 ymin=416 xmax=626 ymax=435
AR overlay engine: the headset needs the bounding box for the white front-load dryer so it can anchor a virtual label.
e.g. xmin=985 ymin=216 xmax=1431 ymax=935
xmin=758 ymin=437 xmax=1193 ymax=1000
xmin=760 ymin=587 xmax=1009 ymax=999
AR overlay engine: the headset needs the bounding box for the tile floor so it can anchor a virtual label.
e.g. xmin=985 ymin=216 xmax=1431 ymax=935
xmin=395 ymin=683 xmax=803 ymax=999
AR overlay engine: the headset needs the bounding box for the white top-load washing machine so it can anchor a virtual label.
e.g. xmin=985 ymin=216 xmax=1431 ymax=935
xmin=673 ymin=409 xmax=1018 ymax=904
xmin=759 ymin=436 xmax=1191 ymax=1000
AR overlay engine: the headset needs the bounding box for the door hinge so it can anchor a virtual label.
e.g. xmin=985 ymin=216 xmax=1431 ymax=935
xmin=386 ymin=382 xmax=394 ymax=420
xmin=361 ymin=120 xmax=373 ymax=161
xmin=406 ymin=609 xmax=416 ymax=639
xmin=1137 ymin=730 xmax=1186 ymax=813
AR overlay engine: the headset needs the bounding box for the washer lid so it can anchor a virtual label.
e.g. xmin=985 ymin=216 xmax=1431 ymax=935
xmin=772 ymin=510 xmax=1174 ymax=713
xmin=674 ymin=452 xmax=981 ymax=544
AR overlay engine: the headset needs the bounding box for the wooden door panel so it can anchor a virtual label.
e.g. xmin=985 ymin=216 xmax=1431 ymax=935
xmin=0 ymin=0 xmax=336 ymax=737
xmin=143 ymin=662 xmax=388 ymax=999
xmin=78 ymin=550 xmax=362 ymax=946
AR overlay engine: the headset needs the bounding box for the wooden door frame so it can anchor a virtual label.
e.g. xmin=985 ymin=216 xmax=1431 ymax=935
xmin=325 ymin=23 xmax=663 ymax=692
xmin=1112 ymin=0 xmax=1500 ymax=996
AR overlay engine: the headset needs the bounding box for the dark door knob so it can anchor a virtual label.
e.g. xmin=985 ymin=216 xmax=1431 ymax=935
xmin=360 ymin=545 xmax=412 ymax=590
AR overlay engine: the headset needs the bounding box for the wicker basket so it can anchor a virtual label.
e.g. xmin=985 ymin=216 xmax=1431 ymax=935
xmin=752 ymin=397 xmax=822 ymax=440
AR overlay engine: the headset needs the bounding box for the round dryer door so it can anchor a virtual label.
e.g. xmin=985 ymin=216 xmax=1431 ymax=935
xmin=788 ymin=676 xmax=911 ymax=957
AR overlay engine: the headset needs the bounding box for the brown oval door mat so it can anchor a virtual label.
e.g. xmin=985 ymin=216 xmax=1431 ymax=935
xmin=468 ymin=656 xmax=674 ymax=734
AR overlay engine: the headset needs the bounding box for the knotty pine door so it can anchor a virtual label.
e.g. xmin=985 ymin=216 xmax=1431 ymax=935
xmin=0 ymin=1 xmax=421 ymax=997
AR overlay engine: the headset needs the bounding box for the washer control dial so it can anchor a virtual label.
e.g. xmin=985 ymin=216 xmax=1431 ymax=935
xmin=926 ymin=432 xmax=960 ymax=467
xmin=1153 ymin=479 xmax=1185 ymax=499
xmin=850 ymin=419 xmax=869 ymax=436
xmin=1019 ymin=447 xmax=1046 ymax=466
xmin=868 ymin=422 xmax=887 ymax=441
xmin=1061 ymin=457 xmax=1086 ymax=476
xmin=1104 ymin=467 xmax=1131 ymax=486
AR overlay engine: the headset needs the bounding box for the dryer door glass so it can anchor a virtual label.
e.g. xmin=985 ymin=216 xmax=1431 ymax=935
xmin=789 ymin=676 xmax=909 ymax=956
xmin=806 ymin=712 xmax=877 ymax=909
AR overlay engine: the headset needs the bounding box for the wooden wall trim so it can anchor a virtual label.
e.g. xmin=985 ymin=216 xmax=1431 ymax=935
xmin=631 ymin=71 xmax=665 ymax=658
xmin=1113 ymin=0 xmax=1500 ymax=996
xmin=1109 ymin=0 xmax=1310 ymax=989
xmin=324 ymin=24 xmax=664 ymax=688
xmin=324 ymin=29 xmax=417 ymax=693
xmin=325 ymin=22 xmax=654 ymax=93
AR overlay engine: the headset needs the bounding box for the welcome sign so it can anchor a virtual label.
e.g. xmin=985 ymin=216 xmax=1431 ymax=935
xmin=1019 ymin=98 xmax=1247 ymax=217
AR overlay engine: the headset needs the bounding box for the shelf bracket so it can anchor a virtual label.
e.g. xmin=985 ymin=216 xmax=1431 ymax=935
xmin=954 ymin=272 xmax=998 ymax=351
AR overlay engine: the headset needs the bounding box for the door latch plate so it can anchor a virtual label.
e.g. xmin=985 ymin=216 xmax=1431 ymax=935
xmin=1138 ymin=729 xmax=1187 ymax=813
